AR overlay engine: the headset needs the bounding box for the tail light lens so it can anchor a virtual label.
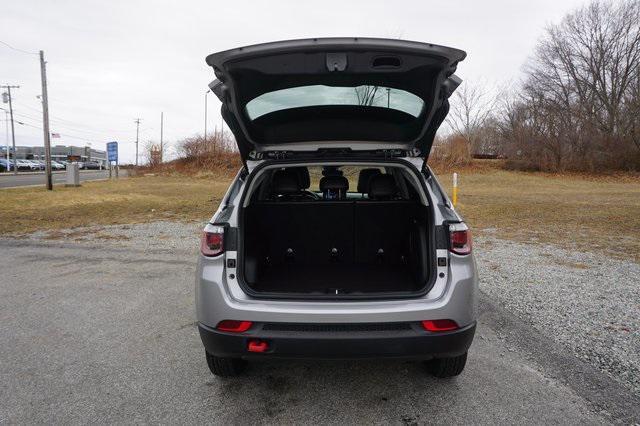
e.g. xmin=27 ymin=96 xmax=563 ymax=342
xmin=449 ymin=224 xmax=472 ymax=255
xmin=201 ymin=225 xmax=225 ymax=257
xmin=216 ymin=320 xmax=253 ymax=332
xmin=422 ymin=319 xmax=459 ymax=332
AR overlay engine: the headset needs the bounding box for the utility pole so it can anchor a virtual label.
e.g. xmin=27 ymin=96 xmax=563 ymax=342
xmin=1 ymin=85 xmax=19 ymax=175
xmin=160 ymin=112 xmax=164 ymax=163
xmin=39 ymin=51 xmax=53 ymax=190
xmin=134 ymin=118 xmax=141 ymax=166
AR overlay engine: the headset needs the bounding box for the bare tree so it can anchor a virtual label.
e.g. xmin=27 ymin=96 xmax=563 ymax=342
xmin=354 ymin=85 xmax=384 ymax=106
xmin=495 ymin=0 xmax=640 ymax=171
xmin=445 ymin=81 xmax=497 ymax=156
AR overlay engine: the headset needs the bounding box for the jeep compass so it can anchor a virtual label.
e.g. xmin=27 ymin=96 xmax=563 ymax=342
xmin=196 ymin=38 xmax=478 ymax=377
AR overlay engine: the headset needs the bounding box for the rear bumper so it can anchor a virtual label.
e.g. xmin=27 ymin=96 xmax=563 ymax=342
xmin=198 ymin=321 xmax=476 ymax=360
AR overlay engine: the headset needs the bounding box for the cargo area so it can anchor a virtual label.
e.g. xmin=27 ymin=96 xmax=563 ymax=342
xmin=240 ymin=165 xmax=433 ymax=297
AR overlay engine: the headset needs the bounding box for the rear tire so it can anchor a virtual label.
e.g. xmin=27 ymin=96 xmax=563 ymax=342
xmin=426 ymin=352 xmax=467 ymax=378
xmin=205 ymin=351 xmax=247 ymax=377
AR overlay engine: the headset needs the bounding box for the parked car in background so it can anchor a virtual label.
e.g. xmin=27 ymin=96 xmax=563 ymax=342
xmin=82 ymin=161 xmax=102 ymax=170
xmin=51 ymin=161 xmax=65 ymax=170
xmin=29 ymin=160 xmax=44 ymax=170
xmin=0 ymin=159 xmax=14 ymax=172
xmin=16 ymin=160 xmax=38 ymax=171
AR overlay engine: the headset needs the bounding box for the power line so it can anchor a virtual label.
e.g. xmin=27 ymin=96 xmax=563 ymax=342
xmin=8 ymin=110 xmax=107 ymax=139
xmin=12 ymin=100 xmax=132 ymax=134
xmin=9 ymin=107 xmax=137 ymax=142
xmin=16 ymin=120 xmax=95 ymax=143
xmin=0 ymin=40 xmax=38 ymax=56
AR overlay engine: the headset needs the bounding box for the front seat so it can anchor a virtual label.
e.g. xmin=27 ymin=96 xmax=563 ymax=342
xmin=289 ymin=167 xmax=320 ymax=200
xmin=368 ymin=174 xmax=399 ymax=200
xmin=270 ymin=169 xmax=316 ymax=201
xmin=357 ymin=168 xmax=382 ymax=195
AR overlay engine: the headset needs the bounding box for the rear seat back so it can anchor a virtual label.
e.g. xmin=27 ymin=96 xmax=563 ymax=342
xmin=246 ymin=201 xmax=354 ymax=265
xmin=247 ymin=180 xmax=420 ymax=267
xmin=354 ymin=200 xmax=416 ymax=264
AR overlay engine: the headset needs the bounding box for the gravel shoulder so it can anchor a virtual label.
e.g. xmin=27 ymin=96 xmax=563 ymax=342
xmin=474 ymin=234 xmax=640 ymax=397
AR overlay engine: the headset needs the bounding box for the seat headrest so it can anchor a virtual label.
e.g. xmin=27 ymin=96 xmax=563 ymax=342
xmin=272 ymin=169 xmax=301 ymax=194
xmin=319 ymin=175 xmax=349 ymax=192
xmin=357 ymin=168 xmax=382 ymax=193
xmin=289 ymin=167 xmax=310 ymax=189
xmin=320 ymin=175 xmax=348 ymax=200
xmin=368 ymin=174 xmax=398 ymax=200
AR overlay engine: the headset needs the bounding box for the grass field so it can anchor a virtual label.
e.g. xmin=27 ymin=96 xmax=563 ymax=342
xmin=0 ymin=176 xmax=232 ymax=234
xmin=2 ymin=164 xmax=638 ymax=260
xmin=437 ymin=166 xmax=640 ymax=261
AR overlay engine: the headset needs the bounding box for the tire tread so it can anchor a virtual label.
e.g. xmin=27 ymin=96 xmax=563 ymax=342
xmin=205 ymin=351 xmax=247 ymax=377
xmin=426 ymin=352 xmax=467 ymax=378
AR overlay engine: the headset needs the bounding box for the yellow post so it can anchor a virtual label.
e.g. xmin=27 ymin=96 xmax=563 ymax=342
xmin=452 ymin=172 xmax=458 ymax=207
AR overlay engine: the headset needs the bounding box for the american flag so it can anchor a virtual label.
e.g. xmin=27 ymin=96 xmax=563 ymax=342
xmin=51 ymin=133 xmax=60 ymax=138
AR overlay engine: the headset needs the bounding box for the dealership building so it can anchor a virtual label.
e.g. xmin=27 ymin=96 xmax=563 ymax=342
xmin=1 ymin=145 xmax=107 ymax=167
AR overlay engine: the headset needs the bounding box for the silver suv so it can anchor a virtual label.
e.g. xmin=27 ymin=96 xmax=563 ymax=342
xmin=196 ymin=38 xmax=477 ymax=378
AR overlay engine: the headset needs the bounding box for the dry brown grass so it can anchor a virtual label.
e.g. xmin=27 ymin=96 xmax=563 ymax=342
xmin=2 ymin=161 xmax=639 ymax=261
xmin=434 ymin=164 xmax=640 ymax=261
xmin=0 ymin=175 xmax=232 ymax=235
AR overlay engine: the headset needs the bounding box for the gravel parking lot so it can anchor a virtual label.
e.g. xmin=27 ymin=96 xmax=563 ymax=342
xmin=475 ymin=234 xmax=640 ymax=397
xmin=2 ymin=222 xmax=639 ymax=424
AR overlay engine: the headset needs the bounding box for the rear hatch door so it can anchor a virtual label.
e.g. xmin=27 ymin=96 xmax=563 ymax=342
xmin=206 ymin=37 xmax=465 ymax=161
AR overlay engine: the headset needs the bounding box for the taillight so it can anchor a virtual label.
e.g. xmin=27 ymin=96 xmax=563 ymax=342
xmin=201 ymin=225 xmax=225 ymax=257
xmin=449 ymin=224 xmax=472 ymax=255
xmin=216 ymin=320 xmax=253 ymax=332
xmin=422 ymin=319 xmax=459 ymax=332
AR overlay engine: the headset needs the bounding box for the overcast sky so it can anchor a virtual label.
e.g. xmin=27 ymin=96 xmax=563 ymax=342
xmin=1 ymin=0 xmax=586 ymax=164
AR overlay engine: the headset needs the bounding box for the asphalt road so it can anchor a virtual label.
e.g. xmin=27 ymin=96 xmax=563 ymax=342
xmin=0 ymin=170 xmax=124 ymax=189
xmin=0 ymin=238 xmax=637 ymax=424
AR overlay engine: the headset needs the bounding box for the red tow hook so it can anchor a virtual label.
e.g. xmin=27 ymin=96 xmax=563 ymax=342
xmin=247 ymin=339 xmax=269 ymax=353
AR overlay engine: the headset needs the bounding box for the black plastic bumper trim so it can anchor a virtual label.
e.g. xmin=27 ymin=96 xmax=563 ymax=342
xmin=198 ymin=321 xmax=476 ymax=360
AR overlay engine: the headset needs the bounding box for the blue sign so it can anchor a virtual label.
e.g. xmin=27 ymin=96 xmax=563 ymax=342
xmin=106 ymin=141 xmax=118 ymax=162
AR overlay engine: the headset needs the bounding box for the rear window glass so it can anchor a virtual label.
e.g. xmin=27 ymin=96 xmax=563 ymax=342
xmin=245 ymin=85 xmax=424 ymax=120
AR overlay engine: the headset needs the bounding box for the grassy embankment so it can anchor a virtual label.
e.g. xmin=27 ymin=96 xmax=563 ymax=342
xmin=1 ymin=162 xmax=638 ymax=260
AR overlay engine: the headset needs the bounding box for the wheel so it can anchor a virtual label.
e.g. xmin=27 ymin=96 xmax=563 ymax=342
xmin=205 ymin=351 xmax=247 ymax=377
xmin=426 ymin=352 xmax=467 ymax=378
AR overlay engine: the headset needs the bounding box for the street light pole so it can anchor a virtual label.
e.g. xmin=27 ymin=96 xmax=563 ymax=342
xmin=134 ymin=118 xmax=141 ymax=167
xmin=160 ymin=111 xmax=164 ymax=163
xmin=4 ymin=109 xmax=8 ymax=165
xmin=1 ymin=108 xmax=9 ymax=169
xmin=205 ymin=91 xmax=209 ymax=142
xmin=204 ymin=90 xmax=209 ymax=142
xmin=1 ymin=85 xmax=19 ymax=175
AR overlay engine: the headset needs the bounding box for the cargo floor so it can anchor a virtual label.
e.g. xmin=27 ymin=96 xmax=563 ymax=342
xmin=250 ymin=263 xmax=418 ymax=295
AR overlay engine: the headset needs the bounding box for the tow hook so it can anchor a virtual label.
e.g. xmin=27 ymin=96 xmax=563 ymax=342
xmin=247 ymin=340 xmax=269 ymax=353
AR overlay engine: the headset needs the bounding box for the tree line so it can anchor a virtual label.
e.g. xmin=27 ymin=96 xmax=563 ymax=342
xmin=440 ymin=0 xmax=640 ymax=172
